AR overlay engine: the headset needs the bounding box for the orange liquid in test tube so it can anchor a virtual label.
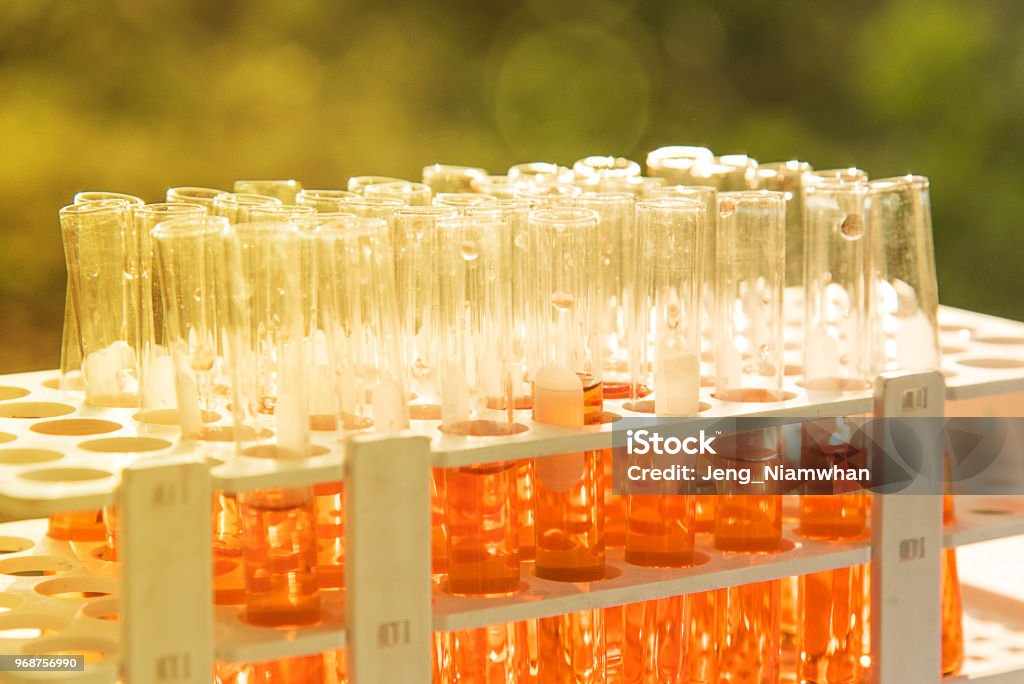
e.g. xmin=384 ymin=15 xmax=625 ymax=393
xmin=531 ymin=373 xmax=605 ymax=582
xmin=686 ymin=591 xmax=718 ymax=683
xmin=716 ymin=581 xmax=781 ymax=683
xmin=620 ymin=596 xmax=687 ymax=683
xmin=516 ymin=461 xmax=536 ymax=560
xmin=239 ymin=487 xmax=321 ymax=627
xmin=942 ymin=492 xmax=964 ymax=675
xmin=537 ymin=609 xmax=605 ymax=683
xmin=625 ymin=492 xmax=695 ymax=568
xmin=432 ymin=468 xmax=448 ymax=578
xmin=313 ymin=480 xmax=345 ymax=589
xmin=48 ymin=510 xmax=105 ymax=542
xmin=216 ymin=654 xmax=325 ymax=682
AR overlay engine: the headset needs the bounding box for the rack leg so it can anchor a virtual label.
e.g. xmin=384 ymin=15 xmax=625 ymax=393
xmin=119 ymin=460 xmax=213 ymax=683
xmin=346 ymin=434 xmax=432 ymax=683
xmin=871 ymin=371 xmax=945 ymax=683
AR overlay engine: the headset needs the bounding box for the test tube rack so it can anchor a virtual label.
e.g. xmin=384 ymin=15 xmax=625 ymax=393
xmin=0 ymin=303 xmax=1022 ymax=683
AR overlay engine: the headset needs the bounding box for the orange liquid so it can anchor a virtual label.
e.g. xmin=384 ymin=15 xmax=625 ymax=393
xmin=625 ymin=492 xmax=695 ymax=567
xmin=716 ymin=581 xmax=781 ymax=683
xmin=313 ymin=480 xmax=345 ymax=589
xmin=942 ymin=492 xmax=964 ymax=676
xmin=214 ymin=491 xmax=241 ymax=555
xmin=798 ymin=565 xmax=866 ymax=683
xmin=781 ymin=575 xmax=798 ymax=643
xmin=446 ymin=624 xmax=521 ymax=683
xmin=604 ymin=447 xmax=627 ymax=549
xmin=101 ymin=506 xmax=119 ymax=561
xmin=532 ymin=377 xmax=605 ymax=582
xmin=712 ymin=429 xmax=783 ymax=553
xmin=431 ymin=468 xmax=448 ymax=578
xmin=47 ymin=509 xmax=105 ymax=542
xmin=239 ymin=487 xmax=321 ymax=627
xmin=605 ymin=605 xmax=624 ymax=681
xmin=621 ymin=597 xmax=686 ymax=683
xmin=537 ymin=609 xmax=604 ymax=683
xmin=516 ymin=619 xmax=539 ymax=683
xmin=694 ymin=495 xmax=716 ymax=533
xmin=444 ymin=462 xmax=519 ymax=596
xmin=516 ymin=461 xmax=536 ymax=561
xmin=215 ymin=654 xmax=325 ymax=682
xmin=687 ymin=591 xmax=718 ymax=683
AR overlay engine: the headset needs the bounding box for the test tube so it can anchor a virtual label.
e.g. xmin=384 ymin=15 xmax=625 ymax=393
xmin=599 ymin=175 xmax=667 ymax=197
xmin=59 ymin=199 xmax=141 ymax=408
xmin=759 ymin=160 xmax=814 ymax=289
xmin=507 ymin=161 xmax=573 ymax=185
xmin=432 ymin=192 xmax=498 ymax=213
xmin=347 ymin=175 xmax=407 ymax=193
xmin=713 ymin=154 xmax=761 ymax=190
xmin=220 ymin=221 xmax=320 ymax=628
xmin=712 ymin=190 xmax=786 ymax=682
xmin=247 ymin=204 xmax=316 ymax=221
xmin=211 ymin=192 xmax=283 ymax=223
xmin=527 ymin=207 xmax=605 ymax=581
xmin=296 ymin=188 xmax=360 ymax=212
xmin=422 ymin=164 xmax=487 ymax=194
xmin=803 ymin=180 xmax=873 ymax=392
xmin=364 ymin=180 xmax=432 ymax=206
xmin=339 ymin=195 xmax=407 ymax=221
xmin=313 ymin=218 xmax=407 ymax=589
xmin=572 ymin=155 xmax=642 ymax=183
xmin=645 ymin=145 xmax=714 ymax=183
xmin=166 ymin=186 xmax=225 ymax=212
xmin=154 ymin=215 xmax=245 ymax=604
xmin=233 ymin=179 xmax=303 ymax=204
xmin=518 ymin=182 xmax=581 ymax=208
xmin=625 ymin=198 xmax=703 ymax=567
xmin=868 ymin=174 xmax=961 ymax=675
xmin=574 ymin=193 xmax=636 ymax=400
xmin=469 ymin=174 xmax=526 ymax=199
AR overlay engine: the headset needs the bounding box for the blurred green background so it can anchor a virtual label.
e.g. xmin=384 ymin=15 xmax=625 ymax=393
xmin=1 ymin=0 xmax=1022 ymax=372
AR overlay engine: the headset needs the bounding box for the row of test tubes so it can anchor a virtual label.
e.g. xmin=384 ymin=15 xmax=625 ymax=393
xmin=52 ymin=147 xmax=958 ymax=683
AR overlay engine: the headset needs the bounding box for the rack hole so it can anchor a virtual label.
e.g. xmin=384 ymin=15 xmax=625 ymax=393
xmin=133 ymin=408 xmax=220 ymax=426
xmin=35 ymin=576 xmax=116 ymax=599
xmin=409 ymin=404 xmax=442 ymax=421
xmin=712 ymin=389 xmax=797 ymax=403
xmin=797 ymin=378 xmax=872 ymax=392
xmin=31 ymin=418 xmax=122 ymax=436
xmin=622 ymin=401 xmax=711 ymax=414
xmin=0 ymin=433 xmax=13 ymax=444
xmin=957 ymin=358 xmax=1024 ymax=369
xmin=942 ymin=346 xmax=967 ymax=355
xmin=0 ymin=403 xmax=75 ymax=419
xmin=0 ymin=387 xmax=30 ymax=401
xmin=0 ymin=449 xmax=63 ymax=466
xmin=78 ymin=437 xmax=171 ymax=453
xmin=0 ymin=537 xmax=34 ymax=555
xmin=79 ymin=597 xmax=119 ymax=621
xmin=438 ymin=420 xmax=529 ymax=436
xmin=0 ymin=593 xmax=23 ymax=613
xmin=969 ymin=507 xmax=1012 ymax=516
xmin=240 ymin=444 xmax=330 ymax=459
xmin=974 ymin=335 xmax=1024 ymax=345
xmin=0 ymin=556 xmax=73 ymax=577
xmin=940 ymin=323 xmax=974 ymax=335
xmin=19 ymin=467 xmax=113 ymax=483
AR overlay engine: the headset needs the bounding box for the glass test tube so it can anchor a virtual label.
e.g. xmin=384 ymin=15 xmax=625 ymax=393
xmin=507 ymin=162 xmax=573 ymax=185
xmin=233 ymin=179 xmax=303 ymax=204
xmin=167 ymin=186 xmax=225 ymax=212
xmin=527 ymin=207 xmax=605 ymax=579
xmin=422 ymin=164 xmax=487 ymax=194
xmin=59 ymin=199 xmax=141 ymax=408
xmin=212 ymin=193 xmax=282 ymax=224
xmin=713 ymin=154 xmax=760 ymax=191
xmin=758 ymin=160 xmax=813 ymax=290
xmin=296 ymin=189 xmax=360 ymax=212
xmin=221 ymin=221 xmax=320 ymax=629
xmin=432 ymin=192 xmax=498 ymax=214
xmin=154 ymin=215 xmax=245 ymax=604
xmin=339 ymin=195 xmax=407 ymax=221
xmin=645 ymin=145 xmax=715 ymax=183
xmin=625 ymin=198 xmax=703 ymax=565
xmin=470 ymin=175 xmax=526 ymax=199
xmin=313 ymin=218 xmax=408 ymax=590
xmin=347 ymin=175 xmax=406 ymax=193
xmin=712 ymin=190 xmax=786 ymax=683
xmin=364 ymin=180 xmax=432 ymax=206
xmin=572 ymin=155 xmax=642 ymax=184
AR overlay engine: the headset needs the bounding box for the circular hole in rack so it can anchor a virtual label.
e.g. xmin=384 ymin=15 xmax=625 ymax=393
xmin=438 ymin=420 xmax=529 ymax=436
xmin=0 ymin=433 xmax=13 ymax=444
xmin=700 ymin=376 xmax=715 ymax=388
xmin=0 ymin=387 xmax=30 ymax=401
xmin=197 ymin=425 xmax=272 ymax=442
xmin=0 ymin=613 xmax=69 ymax=639
xmin=622 ymin=401 xmax=711 ymax=414
xmin=0 ymin=593 xmax=23 ymax=613
xmin=30 ymin=419 xmax=122 ymax=436
xmin=0 ymin=556 xmax=74 ymax=577
xmin=77 ymin=437 xmax=171 ymax=453
xmin=0 ymin=402 xmax=75 ymax=419
xmin=0 ymin=449 xmax=64 ymax=466
xmin=19 ymin=467 xmax=113 ymax=483
xmin=956 ymin=358 xmax=1024 ymax=369
xmin=79 ymin=597 xmax=119 ymax=622
xmin=531 ymin=564 xmax=623 ymax=584
xmin=784 ymin=364 xmax=802 ymax=377
xmin=942 ymin=346 xmax=967 ymax=355
xmin=712 ymin=389 xmax=797 ymax=403
xmin=940 ymin=323 xmax=974 ymax=335
xmin=133 ymin=408 xmax=220 ymax=426
xmin=0 ymin=537 xmax=34 ymax=555
xmin=797 ymin=378 xmax=872 ymax=392
xmin=974 ymin=335 xmax=1024 ymax=345
xmin=35 ymin=576 xmax=117 ymax=600
xmin=23 ymin=635 xmax=116 ymax=663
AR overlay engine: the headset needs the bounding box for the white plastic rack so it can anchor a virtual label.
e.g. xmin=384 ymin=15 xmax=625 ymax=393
xmin=0 ymin=303 xmax=1021 ymax=682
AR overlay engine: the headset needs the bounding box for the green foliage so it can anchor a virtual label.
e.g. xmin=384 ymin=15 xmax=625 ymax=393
xmin=0 ymin=0 xmax=1021 ymax=370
